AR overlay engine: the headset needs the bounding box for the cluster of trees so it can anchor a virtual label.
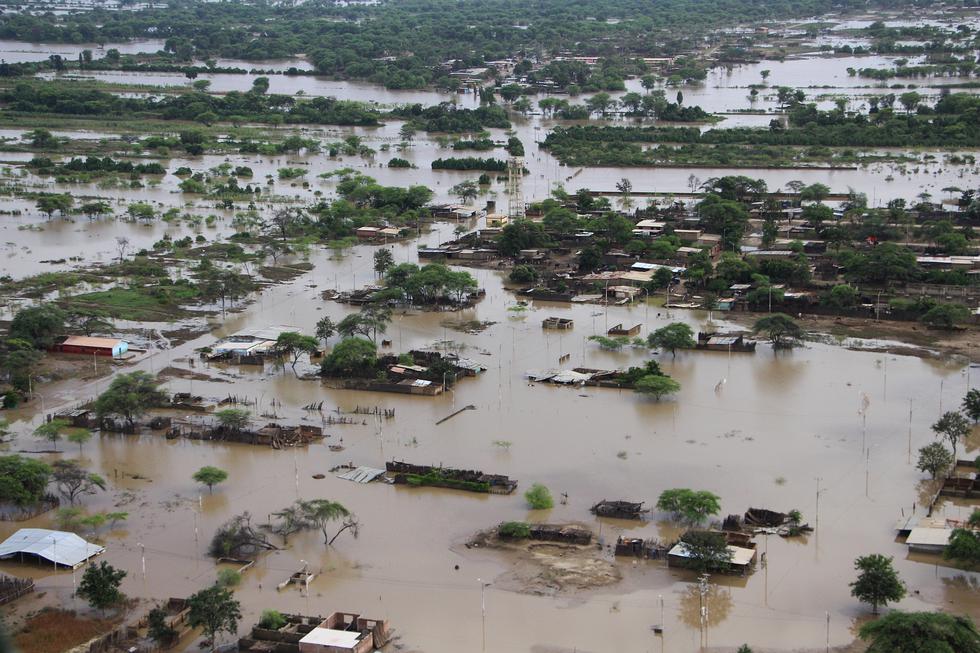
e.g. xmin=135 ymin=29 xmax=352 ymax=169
xmin=390 ymin=103 xmax=510 ymax=132
xmin=431 ymin=157 xmax=508 ymax=171
xmin=375 ymin=263 xmax=479 ymax=306
xmin=2 ymin=81 xmax=381 ymax=127
xmin=0 ymin=0 xmax=879 ymax=89
xmin=543 ymin=92 xmax=980 ymax=167
xmin=28 ymin=155 xmax=166 ymax=178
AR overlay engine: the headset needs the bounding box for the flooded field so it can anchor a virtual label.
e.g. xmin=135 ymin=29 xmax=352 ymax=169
xmin=0 ymin=233 xmax=977 ymax=652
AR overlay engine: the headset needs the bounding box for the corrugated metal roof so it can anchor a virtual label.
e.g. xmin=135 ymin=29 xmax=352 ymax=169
xmin=906 ymin=527 xmax=953 ymax=547
xmin=337 ymin=467 xmax=387 ymax=483
xmin=0 ymin=528 xmax=104 ymax=568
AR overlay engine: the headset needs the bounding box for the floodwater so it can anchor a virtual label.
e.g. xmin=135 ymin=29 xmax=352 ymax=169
xmin=1 ymin=232 xmax=979 ymax=652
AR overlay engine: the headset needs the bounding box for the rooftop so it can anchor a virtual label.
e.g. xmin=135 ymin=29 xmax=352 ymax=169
xmin=0 ymin=529 xmax=104 ymax=568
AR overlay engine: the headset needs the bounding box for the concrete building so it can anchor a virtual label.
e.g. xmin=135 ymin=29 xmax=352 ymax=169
xmin=298 ymin=612 xmax=390 ymax=653
xmin=53 ymin=335 xmax=128 ymax=358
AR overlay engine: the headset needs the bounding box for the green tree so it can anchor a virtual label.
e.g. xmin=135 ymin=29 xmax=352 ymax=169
xmin=10 ymin=304 xmax=67 ymax=349
xmin=187 ymin=585 xmax=242 ymax=653
xmin=800 ymin=183 xmax=831 ymax=203
xmin=647 ymin=323 xmax=695 ymax=357
xmin=509 ymin=264 xmax=538 ymax=283
xmin=147 ymin=605 xmax=179 ymax=646
xmin=752 ymin=313 xmax=805 ymax=348
xmin=66 ymin=429 xmax=92 ymax=456
xmin=193 ymin=466 xmax=228 ymax=494
xmin=827 ymin=284 xmax=858 ymax=311
xmin=215 ymin=408 xmax=250 ymax=433
xmin=315 ymin=316 xmax=336 ymax=347
xmin=850 ymin=553 xmax=905 ymax=614
xmin=126 ymin=202 xmax=156 ymax=222
xmin=524 ymin=483 xmax=554 ymax=509
xmin=697 ymin=195 xmax=749 ymax=250
xmin=0 ymin=455 xmax=51 ymax=506
xmin=921 ymin=304 xmax=970 ymax=329
xmin=634 ymin=374 xmax=681 ymax=399
xmin=859 ymin=611 xmax=980 ymax=653
xmin=77 ymin=561 xmax=126 ymax=614
xmin=932 ymin=411 xmax=971 ymax=459
xmin=917 ymin=442 xmax=954 ymax=479
xmin=36 ymin=193 xmax=73 ymax=219
xmin=944 ymin=528 xmax=980 ymax=567
xmin=450 ymin=179 xmax=479 ymax=203
xmin=52 ymin=460 xmax=106 ymax=504
xmin=678 ymin=530 xmax=733 ymax=572
xmin=656 ymin=488 xmax=721 ymax=524
xmin=320 ymin=337 xmax=378 ymax=377
xmin=34 ymin=418 xmax=70 ymax=451
xmin=964 ymin=389 xmax=980 ymax=423
xmin=94 ymin=371 xmax=168 ymax=429
xmin=274 ymin=331 xmax=319 ymax=375
xmin=374 ymin=248 xmax=395 ymax=276
xmin=298 ymin=499 xmax=355 ymax=546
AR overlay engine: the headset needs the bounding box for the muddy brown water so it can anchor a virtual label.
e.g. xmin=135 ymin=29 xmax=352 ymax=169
xmin=1 ymin=236 xmax=979 ymax=652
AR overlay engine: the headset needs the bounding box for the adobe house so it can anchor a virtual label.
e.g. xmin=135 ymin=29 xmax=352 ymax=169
xmin=53 ymin=336 xmax=128 ymax=358
xmin=298 ymin=612 xmax=390 ymax=653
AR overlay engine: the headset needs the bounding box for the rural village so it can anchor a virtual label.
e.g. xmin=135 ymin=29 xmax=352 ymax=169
xmin=1 ymin=0 xmax=980 ymax=652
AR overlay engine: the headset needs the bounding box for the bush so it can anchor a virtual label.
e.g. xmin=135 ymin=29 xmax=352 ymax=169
xmin=258 ymin=609 xmax=287 ymax=630
xmin=509 ymin=264 xmax=538 ymax=283
xmin=525 ymin=483 xmax=554 ymax=509
xmin=498 ymin=521 xmax=531 ymax=538
xmin=216 ymin=568 xmax=241 ymax=587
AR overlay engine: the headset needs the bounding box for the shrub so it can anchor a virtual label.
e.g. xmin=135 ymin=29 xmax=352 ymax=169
xmin=525 ymin=483 xmax=554 ymax=509
xmin=216 ymin=568 xmax=241 ymax=587
xmin=259 ymin=609 xmax=287 ymax=630
xmin=498 ymin=521 xmax=531 ymax=538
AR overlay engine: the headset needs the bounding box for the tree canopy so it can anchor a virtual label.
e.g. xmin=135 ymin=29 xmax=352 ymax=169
xmin=859 ymin=611 xmax=980 ymax=653
xmin=850 ymin=553 xmax=905 ymax=614
xmin=94 ymin=371 xmax=168 ymax=427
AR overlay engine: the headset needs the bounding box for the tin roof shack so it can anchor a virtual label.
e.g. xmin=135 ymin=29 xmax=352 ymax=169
xmin=906 ymin=527 xmax=954 ymax=554
xmin=696 ymin=332 xmax=756 ymax=352
xmin=298 ymin=613 xmax=390 ymax=653
xmin=591 ymin=500 xmax=648 ymax=519
xmin=667 ymin=534 xmax=757 ymax=575
xmin=614 ymin=536 xmax=673 ymax=559
xmin=209 ymin=325 xmax=299 ymax=361
xmin=52 ymin=336 xmax=128 ymax=358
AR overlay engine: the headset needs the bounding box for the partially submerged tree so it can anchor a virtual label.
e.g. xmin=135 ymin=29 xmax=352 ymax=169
xmin=850 ymin=553 xmax=905 ymax=614
xmin=193 ymin=466 xmax=229 ymax=494
xmin=917 ymin=442 xmax=954 ymax=479
xmin=94 ymin=371 xmax=168 ymax=429
xmin=315 ymin=316 xmax=336 ymax=347
xmin=274 ymin=331 xmax=319 ymax=375
xmin=932 ymin=411 xmax=971 ymax=460
xmin=647 ymin=323 xmax=696 ymax=357
xmin=33 ymin=418 xmax=70 ymax=451
xmin=52 ymin=460 xmax=106 ymax=504
xmin=215 ymin=408 xmax=250 ymax=434
xmin=320 ymin=337 xmax=378 ymax=378
xmin=208 ymin=512 xmax=278 ymax=558
xmin=524 ymin=483 xmax=554 ymax=510
xmin=859 ymin=611 xmax=980 ymax=653
xmin=297 ymin=499 xmax=357 ymax=546
xmin=66 ymin=429 xmax=92 ymax=456
xmin=187 ymin=585 xmax=242 ymax=653
xmin=751 ymin=313 xmax=805 ymax=348
xmin=147 ymin=605 xmax=179 ymax=647
xmin=77 ymin=561 xmax=126 ymax=615
xmin=656 ymin=488 xmax=721 ymax=524
xmin=634 ymin=374 xmax=681 ymax=400
xmin=373 ymin=248 xmax=395 ymax=276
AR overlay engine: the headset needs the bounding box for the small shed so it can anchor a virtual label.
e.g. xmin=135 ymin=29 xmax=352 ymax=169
xmin=54 ymin=336 xmax=128 ymax=358
xmin=906 ymin=527 xmax=953 ymax=553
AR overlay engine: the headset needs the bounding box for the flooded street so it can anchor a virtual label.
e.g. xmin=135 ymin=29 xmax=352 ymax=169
xmin=1 ymin=235 xmax=978 ymax=652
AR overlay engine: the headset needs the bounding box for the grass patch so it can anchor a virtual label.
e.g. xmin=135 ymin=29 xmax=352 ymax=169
xmin=14 ymin=609 xmax=118 ymax=653
xmin=62 ymin=286 xmax=196 ymax=320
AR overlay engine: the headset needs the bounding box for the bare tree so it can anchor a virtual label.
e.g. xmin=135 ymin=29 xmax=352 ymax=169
xmin=115 ymin=236 xmax=130 ymax=262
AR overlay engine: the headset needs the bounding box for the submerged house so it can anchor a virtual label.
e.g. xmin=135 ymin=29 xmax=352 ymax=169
xmin=0 ymin=529 xmax=104 ymax=569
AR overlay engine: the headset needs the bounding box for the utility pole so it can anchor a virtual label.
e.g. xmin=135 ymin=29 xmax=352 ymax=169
xmin=478 ymin=578 xmax=491 ymax=653
xmin=815 ymin=477 xmax=823 ymax=531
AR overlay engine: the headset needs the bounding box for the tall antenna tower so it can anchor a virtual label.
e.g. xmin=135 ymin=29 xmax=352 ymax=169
xmin=507 ymin=156 xmax=525 ymax=220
